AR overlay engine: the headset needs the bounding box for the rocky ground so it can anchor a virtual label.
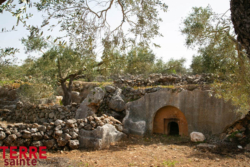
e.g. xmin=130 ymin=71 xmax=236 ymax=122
xmin=0 ymin=134 xmax=249 ymax=167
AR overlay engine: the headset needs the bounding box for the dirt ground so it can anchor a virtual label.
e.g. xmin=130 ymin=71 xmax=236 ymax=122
xmin=0 ymin=134 xmax=250 ymax=167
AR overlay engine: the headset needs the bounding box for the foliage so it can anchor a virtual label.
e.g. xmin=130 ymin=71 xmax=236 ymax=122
xmin=181 ymin=6 xmax=250 ymax=113
xmin=18 ymin=82 xmax=54 ymax=104
xmin=0 ymin=47 xmax=21 ymax=79
xmin=152 ymin=57 xmax=187 ymax=74
xmin=1 ymin=0 xmax=168 ymax=53
xmin=99 ymin=47 xmax=127 ymax=77
xmin=126 ymin=47 xmax=156 ymax=76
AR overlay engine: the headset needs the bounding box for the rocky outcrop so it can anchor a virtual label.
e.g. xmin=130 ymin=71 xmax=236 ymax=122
xmin=108 ymin=88 xmax=125 ymax=112
xmin=79 ymin=124 xmax=126 ymax=149
xmin=75 ymin=87 xmax=104 ymax=119
xmin=221 ymin=111 xmax=250 ymax=147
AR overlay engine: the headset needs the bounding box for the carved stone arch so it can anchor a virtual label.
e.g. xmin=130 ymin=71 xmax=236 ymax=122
xmin=153 ymin=105 xmax=188 ymax=136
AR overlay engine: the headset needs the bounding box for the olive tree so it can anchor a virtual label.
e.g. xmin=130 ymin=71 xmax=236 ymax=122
xmin=181 ymin=6 xmax=250 ymax=113
xmin=22 ymin=32 xmax=97 ymax=105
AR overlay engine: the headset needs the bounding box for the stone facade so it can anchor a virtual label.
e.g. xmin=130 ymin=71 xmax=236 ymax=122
xmin=123 ymin=88 xmax=240 ymax=136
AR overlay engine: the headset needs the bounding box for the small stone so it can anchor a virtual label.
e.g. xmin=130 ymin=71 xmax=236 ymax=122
xmin=32 ymin=132 xmax=43 ymax=141
xmin=194 ymin=158 xmax=199 ymax=162
xmin=31 ymin=141 xmax=43 ymax=147
xmin=66 ymin=119 xmax=77 ymax=128
xmin=190 ymin=132 xmax=206 ymax=142
xmin=0 ymin=131 xmax=6 ymax=140
xmin=105 ymin=85 xmax=116 ymax=93
xmin=64 ymin=133 xmax=72 ymax=140
xmin=55 ymin=120 xmax=64 ymax=126
xmin=43 ymin=139 xmax=55 ymax=149
xmin=30 ymin=128 xmax=38 ymax=133
xmin=69 ymin=140 xmax=79 ymax=149
xmin=55 ymin=130 xmax=63 ymax=136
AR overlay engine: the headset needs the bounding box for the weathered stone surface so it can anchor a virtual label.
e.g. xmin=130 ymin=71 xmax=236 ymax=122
xmin=4 ymin=134 xmax=17 ymax=145
xmin=43 ymin=139 xmax=56 ymax=149
xmin=55 ymin=130 xmax=63 ymax=136
xmin=30 ymin=128 xmax=38 ymax=133
xmin=123 ymin=89 xmax=239 ymax=136
xmin=75 ymin=87 xmax=104 ymax=119
xmin=123 ymin=118 xmax=146 ymax=136
xmin=71 ymin=91 xmax=81 ymax=103
xmin=109 ymin=95 xmax=125 ymax=112
xmin=79 ymin=124 xmax=126 ymax=149
xmin=69 ymin=140 xmax=79 ymax=149
xmin=105 ymin=86 xmax=116 ymax=93
xmin=31 ymin=141 xmax=43 ymax=147
xmin=55 ymin=120 xmax=64 ymax=126
xmin=0 ymin=131 xmax=6 ymax=140
xmin=32 ymin=132 xmax=43 ymax=141
xmin=66 ymin=119 xmax=77 ymax=127
xmin=57 ymin=136 xmax=68 ymax=147
xmin=22 ymin=130 xmax=32 ymax=139
xmin=190 ymin=132 xmax=206 ymax=142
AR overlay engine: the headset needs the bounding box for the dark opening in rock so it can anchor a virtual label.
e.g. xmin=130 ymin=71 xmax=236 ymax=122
xmin=168 ymin=122 xmax=179 ymax=135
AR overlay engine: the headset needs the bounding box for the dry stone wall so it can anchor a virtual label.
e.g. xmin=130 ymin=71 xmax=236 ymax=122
xmin=114 ymin=73 xmax=215 ymax=87
xmin=0 ymin=102 xmax=79 ymax=124
xmin=0 ymin=114 xmax=123 ymax=150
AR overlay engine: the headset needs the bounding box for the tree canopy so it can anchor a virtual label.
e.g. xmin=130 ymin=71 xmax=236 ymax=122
xmin=181 ymin=6 xmax=250 ymax=113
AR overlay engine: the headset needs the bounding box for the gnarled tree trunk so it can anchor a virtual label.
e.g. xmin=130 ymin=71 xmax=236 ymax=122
xmin=230 ymin=0 xmax=250 ymax=58
xmin=0 ymin=0 xmax=7 ymax=5
xmin=61 ymin=80 xmax=72 ymax=106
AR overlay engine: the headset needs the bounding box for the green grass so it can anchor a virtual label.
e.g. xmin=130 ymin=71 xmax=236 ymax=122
xmin=0 ymin=80 xmax=15 ymax=86
xmin=132 ymin=85 xmax=176 ymax=90
xmin=162 ymin=160 xmax=178 ymax=167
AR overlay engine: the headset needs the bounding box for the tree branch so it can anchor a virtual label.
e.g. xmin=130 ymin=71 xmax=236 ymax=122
xmin=0 ymin=0 xmax=7 ymax=5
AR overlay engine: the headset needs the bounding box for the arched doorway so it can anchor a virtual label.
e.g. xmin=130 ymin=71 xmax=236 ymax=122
xmin=168 ymin=122 xmax=179 ymax=135
xmin=153 ymin=106 xmax=188 ymax=136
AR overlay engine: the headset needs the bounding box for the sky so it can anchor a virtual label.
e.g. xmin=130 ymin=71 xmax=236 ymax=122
xmin=0 ymin=0 xmax=231 ymax=67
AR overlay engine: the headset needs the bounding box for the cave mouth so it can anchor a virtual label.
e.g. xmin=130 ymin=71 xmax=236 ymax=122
xmin=168 ymin=122 xmax=179 ymax=136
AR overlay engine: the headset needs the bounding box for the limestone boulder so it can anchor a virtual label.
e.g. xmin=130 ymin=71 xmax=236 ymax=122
xmin=31 ymin=141 xmax=43 ymax=147
xmin=190 ymin=132 xmax=206 ymax=142
xmin=79 ymin=124 xmax=126 ymax=149
xmin=75 ymin=87 xmax=104 ymax=119
xmin=69 ymin=140 xmax=79 ymax=149
xmin=71 ymin=91 xmax=81 ymax=103
xmin=105 ymin=85 xmax=116 ymax=93
xmin=0 ymin=131 xmax=6 ymax=140
xmin=43 ymin=139 xmax=56 ymax=149
xmin=108 ymin=88 xmax=125 ymax=112
xmin=86 ymin=87 xmax=105 ymax=106
xmin=109 ymin=95 xmax=125 ymax=112
xmin=123 ymin=119 xmax=146 ymax=136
